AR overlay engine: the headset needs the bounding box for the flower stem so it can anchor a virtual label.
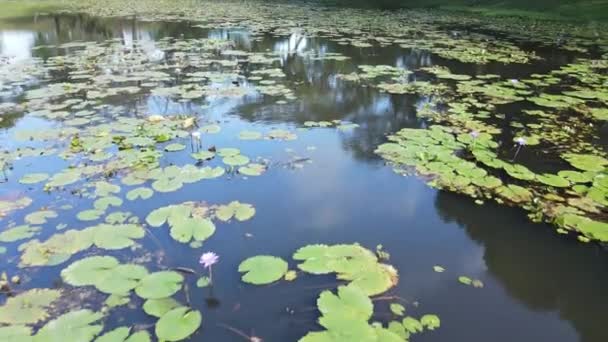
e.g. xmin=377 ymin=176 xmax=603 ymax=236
xmin=513 ymin=145 xmax=522 ymax=162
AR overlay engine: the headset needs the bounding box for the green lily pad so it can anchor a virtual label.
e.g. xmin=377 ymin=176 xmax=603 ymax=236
xmin=420 ymin=314 xmax=441 ymax=330
xmin=19 ymin=173 xmax=50 ymax=184
xmin=222 ymin=154 xmax=250 ymax=166
xmin=217 ymin=148 xmax=240 ymax=157
xmin=25 ymin=210 xmax=57 ymax=225
xmin=318 ymin=285 xmax=373 ymax=322
xmin=0 ymin=289 xmax=61 ymax=324
xmin=196 ymin=276 xmax=211 ymax=288
xmin=191 ymin=151 xmax=215 ymax=160
xmin=135 ymin=271 xmax=183 ymax=299
xmin=536 ymin=174 xmax=570 ymax=188
xmin=92 ymin=224 xmax=145 ymax=250
xmin=200 ymin=124 xmax=221 ymax=134
xmin=239 ymin=163 xmax=266 ymax=176
xmin=143 ymin=298 xmax=181 ymax=318
xmin=215 ymin=201 xmax=255 ymax=221
xmin=169 ymin=217 xmax=215 ymax=243
xmin=0 ymin=225 xmax=40 ymax=242
xmin=155 ymin=307 xmax=202 ymax=342
xmin=104 ymin=294 xmax=130 ymax=308
xmin=77 ymin=209 xmax=105 ymax=222
xmin=402 ymin=316 xmax=423 ymax=334
xmin=562 ymin=153 xmax=608 ymax=172
xmin=95 ymin=327 xmax=151 ymax=342
xmin=35 ymin=309 xmax=104 ymax=341
xmin=165 ymin=143 xmax=186 ymax=152
xmin=126 ymin=187 xmax=153 ymax=201
xmin=390 ymin=303 xmax=405 ymax=316
xmin=238 ymin=255 xmax=288 ymax=285
xmin=94 ymin=196 xmax=123 ymax=211
xmin=0 ymin=325 xmax=32 ymax=341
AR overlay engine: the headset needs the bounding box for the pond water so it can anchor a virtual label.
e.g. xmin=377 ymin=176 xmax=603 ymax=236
xmin=0 ymin=6 xmax=607 ymax=342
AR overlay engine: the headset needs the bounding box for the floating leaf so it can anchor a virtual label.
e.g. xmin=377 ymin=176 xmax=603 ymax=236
xmin=19 ymin=173 xmax=49 ymax=184
xmin=0 ymin=289 xmax=61 ymax=324
xmin=155 ymin=307 xmax=202 ymax=342
xmin=0 ymin=325 xmax=32 ymax=341
xmin=238 ymin=255 xmax=288 ymax=285
xmin=105 ymin=294 xmax=130 ymax=308
xmin=196 ymin=276 xmax=211 ymax=288
xmin=402 ymin=316 xmax=423 ymax=334
xmin=25 ymin=210 xmax=57 ymax=225
xmin=390 ymin=303 xmax=405 ymax=316
xmin=420 ymin=315 xmax=440 ymax=330
xmin=458 ymin=276 xmax=472 ymax=285
xmin=239 ymin=163 xmax=266 ymax=176
xmin=92 ymin=224 xmax=145 ymax=250
xmin=191 ymin=151 xmax=215 ymax=160
xmin=165 ymin=143 xmax=186 ymax=152
xmin=77 ymin=209 xmax=104 ymax=222
xmin=0 ymin=225 xmax=40 ymax=242
xmin=35 ymin=309 xmax=104 ymax=341
xmin=143 ymin=298 xmax=181 ymax=318
xmin=222 ymin=154 xmax=250 ymax=166
xmin=126 ymin=187 xmax=153 ymax=201
xmin=135 ymin=271 xmax=183 ymax=299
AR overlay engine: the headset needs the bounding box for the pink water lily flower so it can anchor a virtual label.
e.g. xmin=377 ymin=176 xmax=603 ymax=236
xmin=470 ymin=130 xmax=479 ymax=139
xmin=200 ymin=252 xmax=219 ymax=268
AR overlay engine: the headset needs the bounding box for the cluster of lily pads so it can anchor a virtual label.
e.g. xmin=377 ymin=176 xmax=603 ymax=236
xmin=237 ymin=243 xmax=440 ymax=342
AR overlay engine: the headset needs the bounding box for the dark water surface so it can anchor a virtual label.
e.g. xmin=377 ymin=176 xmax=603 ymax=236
xmin=1 ymin=13 xmax=607 ymax=342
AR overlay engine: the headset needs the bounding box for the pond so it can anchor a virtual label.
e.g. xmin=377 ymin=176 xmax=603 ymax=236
xmin=0 ymin=1 xmax=607 ymax=341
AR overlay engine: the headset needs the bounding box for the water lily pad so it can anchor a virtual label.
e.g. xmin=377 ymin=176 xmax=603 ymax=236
xmin=25 ymin=210 xmax=57 ymax=225
xmin=96 ymin=327 xmax=150 ymax=342
xmin=77 ymin=209 xmax=105 ymax=222
xmin=562 ymin=153 xmax=608 ymax=172
xmin=126 ymin=187 xmax=153 ymax=201
xmin=390 ymin=303 xmax=405 ymax=316
xmin=402 ymin=316 xmax=423 ymax=334
xmin=238 ymin=255 xmax=288 ymax=285
xmin=0 ymin=225 xmax=40 ymax=242
xmin=223 ymin=154 xmax=250 ymax=166
xmin=105 ymin=294 xmax=130 ymax=308
xmin=155 ymin=307 xmax=202 ymax=342
xmin=0 ymin=325 xmax=32 ymax=341
xmin=200 ymin=124 xmax=221 ymax=134
xmin=94 ymin=196 xmax=123 ymax=211
xmin=420 ymin=314 xmax=440 ymax=330
xmin=318 ymin=285 xmax=373 ymax=322
xmin=135 ymin=271 xmax=183 ymax=299
xmin=196 ymin=276 xmax=211 ymax=288
xmin=536 ymin=174 xmax=570 ymax=188
xmin=215 ymin=201 xmax=255 ymax=221
xmin=217 ymin=148 xmax=240 ymax=157
xmin=0 ymin=289 xmax=61 ymax=324
xmin=165 ymin=143 xmax=186 ymax=152
xmin=143 ymin=298 xmax=181 ymax=318
xmin=19 ymin=173 xmax=49 ymax=184
xmin=239 ymin=163 xmax=266 ymax=176
xmin=191 ymin=151 xmax=215 ymax=160
xmin=35 ymin=309 xmax=104 ymax=341
xmin=169 ymin=217 xmax=215 ymax=243
xmin=92 ymin=224 xmax=145 ymax=250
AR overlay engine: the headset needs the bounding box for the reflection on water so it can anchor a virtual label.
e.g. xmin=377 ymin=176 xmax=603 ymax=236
xmin=0 ymin=12 xmax=605 ymax=342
